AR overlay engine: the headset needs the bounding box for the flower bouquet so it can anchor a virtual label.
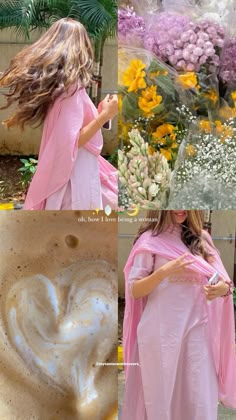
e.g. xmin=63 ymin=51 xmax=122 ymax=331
xmin=118 ymin=46 xmax=192 ymax=166
xmin=168 ymin=116 xmax=236 ymax=209
xmin=118 ymin=129 xmax=171 ymax=209
xmin=118 ymin=1 xmax=236 ymax=209
xmin=143 ymin=12 xmax=225 ymax=74
xmin=118 ymin=6 xmax=145 ymax=47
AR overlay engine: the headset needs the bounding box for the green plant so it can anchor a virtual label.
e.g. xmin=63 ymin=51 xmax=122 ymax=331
xmin=107 ymin=147 xmax=118 ymax=168
xmin=233 ymin=288 xmax=236 ymax=308
xmin=18 ymin=157 xmax=38 ymax=190
xmin=0 ymin=0 xmax=117 ymax=105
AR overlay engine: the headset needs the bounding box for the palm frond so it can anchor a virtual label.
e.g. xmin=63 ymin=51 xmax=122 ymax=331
xmin=0 ymin=0 xmax=25 ymax=30
xmin=0 ymin=0 xmax=71 ymax=36
xmin=69 ymin=0 xmax=117 ymax=39
xmin=0 ymin=0 xmax=41 ymax=37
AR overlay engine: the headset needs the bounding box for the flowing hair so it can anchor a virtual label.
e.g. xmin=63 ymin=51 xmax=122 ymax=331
xmin=134 ymin=210 xmax=213 ymax=262
xmin=0 ymin=18 xmax=94 ymax=129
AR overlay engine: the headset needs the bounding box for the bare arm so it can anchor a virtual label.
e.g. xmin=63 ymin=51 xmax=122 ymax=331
xmin=78 ymin=94 xmax=118 ymax=148
xmin=131 ymin=253 xmax=194 ymax=299
xmin=131 ymin=270 xmax=163 ymax=299
xmin=78 ymin=110 xmax=109 ymax=148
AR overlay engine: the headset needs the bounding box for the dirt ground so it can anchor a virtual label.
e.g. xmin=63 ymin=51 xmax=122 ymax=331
xmin=0 ymin=156 xmax=26 ymax=203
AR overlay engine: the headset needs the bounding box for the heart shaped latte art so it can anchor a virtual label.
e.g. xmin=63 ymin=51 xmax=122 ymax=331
xmin=5 ymin=260 xmax=117 ymax=409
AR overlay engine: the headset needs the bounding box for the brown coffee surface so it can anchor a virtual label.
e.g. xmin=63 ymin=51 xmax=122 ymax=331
xmin=0 ymin=211 xmax=118 ymax=420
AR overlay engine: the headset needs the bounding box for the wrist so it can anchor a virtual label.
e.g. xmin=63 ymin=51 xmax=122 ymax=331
xmin=98 ymin=110 xmax=110 ymax=123
xmin=221 ymin=280 xmax=233 ymax=297
xmin=155 ymin=267 xmax=165 ymax=283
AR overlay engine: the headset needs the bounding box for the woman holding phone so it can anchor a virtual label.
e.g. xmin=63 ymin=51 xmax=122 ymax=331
xmin=121 ymin=210 xmax=236 ymax=420
xmin=0 ymin=18 xmax=118 ymax=210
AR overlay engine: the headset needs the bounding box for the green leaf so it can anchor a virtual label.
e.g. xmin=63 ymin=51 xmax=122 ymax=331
xmin=148 ymin=61 xmax=163 ymax=73
xmin=29 ymin=158 xmax=38 ymax=164
xmin=152 ymin=102 xmax=165 ymax=115
xmin=122 ymin=94 xmax=141 ymax=120
xmin=154 ymin=75 xmax=176 ymax=99
xmin=166 ymin=136 xmax=173 ymax=148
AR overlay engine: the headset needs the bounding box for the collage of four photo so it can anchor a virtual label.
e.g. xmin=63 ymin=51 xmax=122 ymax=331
xmin=0 ymin=1 xmax=236 ymax=419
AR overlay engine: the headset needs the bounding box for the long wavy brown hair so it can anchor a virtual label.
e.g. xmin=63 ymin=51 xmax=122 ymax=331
xmin=0 ymin=18 xmax=94 ymax=129
xmin=134 ymin=210 xmax=213 ymax=262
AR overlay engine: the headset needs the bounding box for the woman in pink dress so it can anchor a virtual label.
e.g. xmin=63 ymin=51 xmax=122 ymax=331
xmin=0 ymin=18 xmax=118 ymax=210
xmin=121 ymin=210 xmax=236 ymax=420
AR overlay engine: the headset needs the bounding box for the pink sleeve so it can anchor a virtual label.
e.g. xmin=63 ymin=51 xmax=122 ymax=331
xmin=128 ymin=252 xmax=155 ymax=297
xmin=24 ymin=87 xmax=86 ymax=209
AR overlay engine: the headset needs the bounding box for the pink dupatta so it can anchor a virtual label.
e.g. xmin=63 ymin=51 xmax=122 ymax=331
xmin=24 ymin=86 xmax=117 ymax=210
xmin=123 ymin=228 xmax=236 ymax=408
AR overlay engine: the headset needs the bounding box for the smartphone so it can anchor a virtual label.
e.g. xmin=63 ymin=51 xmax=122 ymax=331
xmin=208 ymin=272 xmax=219 ymax=285
xmin=102 ymin=94 xmax=114 ymax=130
xmin=103 ymin=120 xmax=112 ymax=130
xmin=207 ymin=272 xmax=219 ymax=305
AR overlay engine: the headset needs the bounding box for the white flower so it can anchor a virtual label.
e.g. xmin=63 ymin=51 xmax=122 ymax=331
xmin=118 ymin=129 xmax=171 ymax=208
xmin=138 ymin=187 xmax=147 ymax=197
xmin=154 ymin=174 xmax=163 ymax=183
xmin=149 ymin=183 xmax=159 ymax=197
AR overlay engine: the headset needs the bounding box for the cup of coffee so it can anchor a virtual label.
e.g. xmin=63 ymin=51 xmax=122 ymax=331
xmin=0 ymin=211 xmax=117 ymax=419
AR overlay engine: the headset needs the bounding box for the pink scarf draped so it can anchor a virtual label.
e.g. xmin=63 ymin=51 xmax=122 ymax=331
xmin=123 ymin=228 xmax=236 ymax=408
xmin=24 ymin=86 xmax=117 ymax=210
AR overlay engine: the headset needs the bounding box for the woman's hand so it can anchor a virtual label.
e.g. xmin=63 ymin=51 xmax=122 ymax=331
xmin=203 ymin=280 xmax=229 ymax=301
xmin=78 ymin=94 xmax=118 ymax=147
xmin=157 ymin=253 xmax=195 ymax=280
xmin=98 ymin=94 xmax=118 ymax=120
xmin=131 ymin=253 xmax=194 ymax=300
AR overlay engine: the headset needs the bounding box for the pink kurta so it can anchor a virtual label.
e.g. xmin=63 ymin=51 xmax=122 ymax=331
xmin=121 ymin=226 xmax=236 ymax=420
xmin=24 ymin=85 xmax=117 ymax=210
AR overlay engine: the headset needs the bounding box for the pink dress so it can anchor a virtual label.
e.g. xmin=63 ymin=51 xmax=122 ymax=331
xmin=122 ymin=252 xmax=218 ymax=420
xmin=24 ymin=85 xmax=117 ymax=210
xmin=121 ymin=226 xmax=236 ymax=420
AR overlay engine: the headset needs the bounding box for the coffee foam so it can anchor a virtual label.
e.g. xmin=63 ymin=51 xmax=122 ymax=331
xmin=0 ymin=211 xmax=118 ymax=419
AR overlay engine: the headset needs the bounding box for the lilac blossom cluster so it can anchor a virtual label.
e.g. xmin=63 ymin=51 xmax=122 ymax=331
xmin=144 ymin=13 xmax=225 ymax=72
xmin=219 ymin=38 xmax=236 ymax=83
xmin=118 ymin=7 xmax=146 ymax=47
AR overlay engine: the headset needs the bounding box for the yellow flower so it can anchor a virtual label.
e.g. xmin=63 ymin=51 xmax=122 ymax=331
xmin=148 ymin=145 xmax=155 ymax=155
xmin=149 ymin=70 xmax=168 ymax=80
xmin=185 ymin=144 xmax=196 ymax=156
xmin=199 ymin=120 xmax=211 ymax=133
xmin=118 ymin=94 xmax=123 ymax=112
xmin=215 ymin=120 xmax=223 ymax=133
xmin=213 ymin=120 xmax=233 ymax=141
xmin=138 ymin=85 xmax=162 ymax=116
xmin=152 ymin=123 xmax=177 ymax=143
xmin=118 ymin=118 xmax=132 ymax=143
xmin=220 ymin=126 xmax=234 ymax=142
xmin=177 ymin=72 xmax=199 ymax=90
xmin=219 ymin=106 xmax=236 ymax=119
xmin=149 ymin=71 xmax=161 ymax=79
xmin=200 ymin=119 xmax=233 ymax=142
xmin=123 ymin=59 xmax=147 ymax=93
xmin=231 ymin=91 xmax=236 ymax=101
xmin=160 ymin=148 xmax=172 ymax=161
xmin=204 ymin=89 xmax=218 ymax=104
